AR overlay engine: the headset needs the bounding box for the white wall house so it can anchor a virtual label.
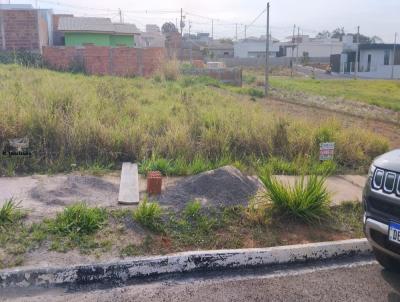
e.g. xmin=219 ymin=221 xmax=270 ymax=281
xmin=234 ymin=38 xmax=280 ymax=58
xmin=282 ymin=35 xmax=354 ymax=58
xmin=357 ymin=44 xmax=400 ymax=79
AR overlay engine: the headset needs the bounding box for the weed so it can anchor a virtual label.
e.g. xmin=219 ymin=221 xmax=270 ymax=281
xmin=133 ymin=199 xmax=163 ymax=232
xmin=0 ymin=199 xmax=23 ymax=229
xmin=48 ymin=203 xmax=107 ymax=236
xmin=161 ymin=60 xmax=180 ymax=81
xmin=260 ymin=173 xmax=331 ymax=223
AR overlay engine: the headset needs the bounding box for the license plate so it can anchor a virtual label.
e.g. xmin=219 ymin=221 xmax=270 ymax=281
xmin=388 ymin=221 xmax=400 ymax=245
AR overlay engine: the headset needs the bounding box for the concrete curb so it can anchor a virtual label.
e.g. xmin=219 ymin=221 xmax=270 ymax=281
xmin=0 ymin=239 xmax=372 ymax=289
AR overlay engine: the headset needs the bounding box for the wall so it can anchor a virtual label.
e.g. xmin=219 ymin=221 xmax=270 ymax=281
xmin=296 ymin=42 xmax=343 ymax=58
xmin=65 ymin=32 xmax=110 ymax=46
xmin=110 ymin=35 xmax=135 ymax=47
xmin=220 ymin=56 xmax=330 ymax=68
xmin=183 ymin=67 xmax=242 ymax=86
xmin=43 ymin=45 xmax=165 ymax=77
xmin=0 ymin=9 xmax=40 ymax=51
xmin=234 ymin=40 xmax=279 ymax=58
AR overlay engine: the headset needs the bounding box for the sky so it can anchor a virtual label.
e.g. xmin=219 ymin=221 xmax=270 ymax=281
xmin=4 ymin=0 xmax=400 ymax=42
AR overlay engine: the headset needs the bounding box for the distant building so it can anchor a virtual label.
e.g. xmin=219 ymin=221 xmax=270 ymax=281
xmin=208 ymin=40 xmax=234 ymax=58
xmin=0 ymin=4 xmax=52 ymax=52
xmin=234 ymin=37 xmax=280 ymax=58
xmin=52 ymin=14 xmax=73 ymax=46
xmin=58 ymin=17 xmax=140 ymax=47
xmin=280 ymin=35 xmax=348 ymax=58
xmin=138 ymin=24 xmax=165 ymax=48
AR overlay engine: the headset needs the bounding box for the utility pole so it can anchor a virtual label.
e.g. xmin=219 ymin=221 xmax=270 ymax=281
xmin=244 ymin=25 xmax=247 ymax=39
xmin=211 ymin=19 xmax=214 ymax=40
xmin=180 ymin=8 xmax=184 ymax=61
xmin=235 ymin=23 xmax=238 ymax=41
xmin=118 ymin=9 xmax=123 ymax=23
xmin=189 ymin=21 xmax=193 ymax=63
xmin=290 ymin=24 xmax=295 ymax=77
xmin=265 ymin=3 xmax=270 ymax=97
xmin=296 ymin=27 xmax=300 ymax=64
xmin=391 ymin=32 xmax=397 ymax=79
xmin=354 ymin=25 xmax=360 ymax=79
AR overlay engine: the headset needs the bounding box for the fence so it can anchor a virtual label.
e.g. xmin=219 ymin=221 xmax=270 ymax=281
xmin=42 ymin=46 xmax=165 ymax=77
xmin=219 ymin=57 xmax=331 ymax=68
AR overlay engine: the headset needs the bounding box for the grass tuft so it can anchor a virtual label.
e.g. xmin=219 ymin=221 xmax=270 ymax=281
xmin=133 ymin=199 xmax=163 ymax=232
xmin=0 ymin=199 xmax=23 ymax=229
xmin=260 ymin=173 xmax=331 ymax=223
xmin=48 ymin=203 xmax=107 ymax=236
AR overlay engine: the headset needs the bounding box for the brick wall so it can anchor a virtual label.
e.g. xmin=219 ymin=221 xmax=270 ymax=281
xmin=0 ymin=10 xmax=40 ymax=51
xmin=42 ymin=46 xmax=165 ymax=77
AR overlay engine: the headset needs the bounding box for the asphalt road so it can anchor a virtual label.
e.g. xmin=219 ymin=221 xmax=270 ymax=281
xmin=3 ymin=257 xmax=400 ymax=302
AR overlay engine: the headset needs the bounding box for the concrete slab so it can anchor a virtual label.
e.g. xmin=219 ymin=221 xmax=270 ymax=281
xmin=118 ymin=163 xmax=139 ymax=205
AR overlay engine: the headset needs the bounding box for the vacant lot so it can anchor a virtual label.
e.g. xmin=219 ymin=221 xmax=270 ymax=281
xmin=0 ymin=65 xmax=388 ymax=176
xmin=270 ymin=77 xmax=400 ymax=111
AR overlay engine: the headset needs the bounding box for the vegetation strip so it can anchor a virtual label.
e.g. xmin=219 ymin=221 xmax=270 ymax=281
xmin=0 ymin=239 xmax=372 ymax=289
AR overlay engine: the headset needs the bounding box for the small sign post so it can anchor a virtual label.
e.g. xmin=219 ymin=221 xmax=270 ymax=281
xmin=319 ymin=142 xmax=335 ymax=161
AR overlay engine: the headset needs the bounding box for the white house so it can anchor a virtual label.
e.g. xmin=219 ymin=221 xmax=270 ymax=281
xmin=138 ymin=24 xmax=165 ymax=48
xmin=234 ymin=37 xmax=280 ymax=58
xmin=281 ymin=35 xmax=353 ymax=59
xmin=357 ymin=44 xmax=400 ymax=79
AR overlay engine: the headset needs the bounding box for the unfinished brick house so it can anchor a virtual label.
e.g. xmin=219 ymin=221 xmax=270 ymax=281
xmin=0 ymin=4 xmax=52 ymax=53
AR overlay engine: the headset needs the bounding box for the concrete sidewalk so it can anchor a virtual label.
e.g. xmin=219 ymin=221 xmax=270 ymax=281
xmin=275 ymin=175 xmax=366 ymax=205
xmin=0 ymin=174 xmax=367 ymax=222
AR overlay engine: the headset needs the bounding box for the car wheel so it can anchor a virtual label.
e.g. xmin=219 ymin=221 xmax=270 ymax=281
xmin=373 ymin=248 xmax=400 ymax=272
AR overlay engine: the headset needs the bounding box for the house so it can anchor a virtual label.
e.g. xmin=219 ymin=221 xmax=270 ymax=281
xmin=234 ymin=37 xmax=280 ymax=58
xmin=0 ymin=4 xmax=52 ymax=52
xmin=208 ymin=40 xmax=234 ymax=58
xmin=280 ymin=35 xmax=349 ymax=59
xmin=357 ymin=44 xmax=399 ymax=78
xmin=58 ymin=17 xmax=140 ymax=47
xmin=52 ymin=14 xmax=73 ymax=46
xmin=138 ymin=24 xmax=165 ymax=48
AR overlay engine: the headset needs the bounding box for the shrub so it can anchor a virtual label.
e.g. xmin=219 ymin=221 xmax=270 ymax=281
xmin=48 ymin=203 xmax=107 ymax=236
xmin=133 ymin=199 xmax=163 ymax=232
xmin=0 ymin=199 xmax=23 ymax=229
xmin=260 ymin=174 xmax=331 ymax=223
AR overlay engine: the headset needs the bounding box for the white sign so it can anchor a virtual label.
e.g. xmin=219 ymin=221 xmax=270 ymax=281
xmin=320 ymin=142 xmax=335 ymax=161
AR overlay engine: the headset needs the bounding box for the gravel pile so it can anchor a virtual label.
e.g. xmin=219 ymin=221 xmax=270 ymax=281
xmin=157 ymin=166 xmax=263 ymax=210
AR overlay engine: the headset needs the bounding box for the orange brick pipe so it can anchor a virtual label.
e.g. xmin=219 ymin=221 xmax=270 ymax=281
xmin=147 ymin=171 xmax=162 ymax=195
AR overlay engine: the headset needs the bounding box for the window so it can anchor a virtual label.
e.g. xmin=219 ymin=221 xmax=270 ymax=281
xmin=384 ymin=49 xmax=390 ymax=65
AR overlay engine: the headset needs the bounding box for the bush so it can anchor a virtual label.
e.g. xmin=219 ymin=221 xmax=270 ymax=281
xmin=260 ymin=174 xmax=331 ymax=223
xmin=48 ymin=203 xmax=107 ymax=236
xmin=133 ymin=199 xmax=163 ymax=232
xmin=0 ymin=50 xmax=42 ymax=67
xmin=0 ymin=199 xmax=23 ymax=229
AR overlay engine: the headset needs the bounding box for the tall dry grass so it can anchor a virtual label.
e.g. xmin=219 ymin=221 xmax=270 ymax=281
xmin=0 ymin=64 xmax=389 ymax=174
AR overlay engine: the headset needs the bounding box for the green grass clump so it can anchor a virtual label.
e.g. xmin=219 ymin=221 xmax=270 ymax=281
xmin=260 ymin=174 xmax=331 ymax=223
xmin=133 ymin=199 xmax=163 ymax=232
xmin=0 ymin=199 xmax=24 ymax=229
xmin=48 ymin=203 xmax=107 ymax=236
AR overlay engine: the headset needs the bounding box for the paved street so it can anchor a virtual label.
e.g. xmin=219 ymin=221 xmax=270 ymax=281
xmin=3 ymin=258 xmax=400 ymax=302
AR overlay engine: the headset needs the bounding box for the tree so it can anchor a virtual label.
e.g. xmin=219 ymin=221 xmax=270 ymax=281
xmin=162 ymin=22 xmax=178 ymax=34
xmin=331 ymin=27 xmax=345 ymax=40
xmin=316 ymin=30 xmax=331 ymax=39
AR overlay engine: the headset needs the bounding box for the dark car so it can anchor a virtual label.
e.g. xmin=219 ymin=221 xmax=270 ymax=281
xmin=363 ymin=149 xmax=400 ymax=270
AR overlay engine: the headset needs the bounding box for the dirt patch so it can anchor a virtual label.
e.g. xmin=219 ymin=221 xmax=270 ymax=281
xmin=29 ymin=175 xmax=119 ymax=207
xmin=156 ymin=166 xmax=263 ymax=210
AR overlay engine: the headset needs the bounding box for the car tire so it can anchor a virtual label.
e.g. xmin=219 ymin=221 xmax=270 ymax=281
xmin=373 ymin=248 xmax=400 ymax=272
